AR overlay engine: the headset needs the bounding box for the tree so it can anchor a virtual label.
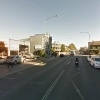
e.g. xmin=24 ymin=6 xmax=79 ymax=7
xmin=68 ymin=43 xmax=77 ymax=50
xmin=61 ymin=44 xmax=66 ymax=52
xmin=52 ymin=47 xmax=55 ymax=53
xmin=39 ymin=50 xmax=45 ymax=57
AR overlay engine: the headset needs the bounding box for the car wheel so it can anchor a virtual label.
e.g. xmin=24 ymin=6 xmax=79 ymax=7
xmin=14 ymin=60 xmax=17 ymax=64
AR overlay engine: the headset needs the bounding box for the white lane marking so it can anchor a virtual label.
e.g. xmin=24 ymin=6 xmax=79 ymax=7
xmin=68 ymin=61 xmax=71 ymax=65
xmin=41 ymin=70 xmax=65 ymax=100
xmin=76 ymin=67 xmax=80 ymax=71
xmin=71 ymin=80 xmax=84 ymax=100
xmin=72 ymin=71 xmax=80 ymax=78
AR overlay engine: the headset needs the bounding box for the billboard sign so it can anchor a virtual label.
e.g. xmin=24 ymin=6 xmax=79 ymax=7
xmin=9 ymin=39 xmax=19 ymax=51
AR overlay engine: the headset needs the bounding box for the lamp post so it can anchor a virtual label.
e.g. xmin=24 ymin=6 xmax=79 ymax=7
xmin=80 ymin=32 xmax=90 ymax=42
xmin=44 ymin=15 xmax=58 ymax=56
xmin=44 ymin=15 xmax=57 ymax=34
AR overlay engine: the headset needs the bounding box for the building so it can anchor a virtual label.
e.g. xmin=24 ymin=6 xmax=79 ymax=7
xmin=5 ymin=33 xmax=52 ymax=56
xmin=0 ymin=41 xmax=8 ymax=57
xmin=30 ymin=33 xmax=52 ymax=56
xmin=19 ymin=38 xmax=30 ymax=55
xmin=8 ymin=38 xmax=30 ymax=56
xmin=88 ymin=41 xmax=100 ymax=54
xmin=52 ymin=41 xmax=61 ymax=54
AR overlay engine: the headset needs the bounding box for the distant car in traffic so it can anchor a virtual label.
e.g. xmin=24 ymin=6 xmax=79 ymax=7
xmin=5 ymin=55 xmax=22 ymax=64
xmin=90 ymin=56 xmax=100 ymax=68
xmin=60 ymin=54 xmax=64 ymax=57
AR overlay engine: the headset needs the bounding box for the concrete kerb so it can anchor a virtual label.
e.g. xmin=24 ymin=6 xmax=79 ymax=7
xmin=35 ymin=56 xmax=55 ymax=63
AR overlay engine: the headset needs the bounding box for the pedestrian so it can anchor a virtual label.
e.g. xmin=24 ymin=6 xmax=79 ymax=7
xmin=7 ymin=62 xmax=13 ymax=68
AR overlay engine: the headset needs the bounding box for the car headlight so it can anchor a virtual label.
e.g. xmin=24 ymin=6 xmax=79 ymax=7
xmin=95 ymin=63 xmax=99 ymax=66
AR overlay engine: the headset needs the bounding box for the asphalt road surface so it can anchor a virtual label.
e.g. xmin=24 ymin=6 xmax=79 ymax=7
xmin=0 ymin=55 xmax=100 ymax=100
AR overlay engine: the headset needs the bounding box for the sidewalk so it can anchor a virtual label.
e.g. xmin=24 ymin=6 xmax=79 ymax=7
xmin=0 ymin=56 xmax=55 ymax=77
xmin=36 ymin=56 xmax=55 ymax=63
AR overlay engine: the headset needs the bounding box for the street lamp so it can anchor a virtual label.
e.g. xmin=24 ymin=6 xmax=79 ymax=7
xmin=44 ymin=15 xmax=58 ymax=33
xmin=46 ymin=15 xmax=57 ymax=20
xmin=44 ymin=15 xmax=58 ymax=56
xmin=80 ymin=32 xmax=90 ymax=42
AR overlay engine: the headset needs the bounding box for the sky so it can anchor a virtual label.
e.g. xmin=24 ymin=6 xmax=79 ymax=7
xmin=0 ymin=0 xmax=100 ymax=49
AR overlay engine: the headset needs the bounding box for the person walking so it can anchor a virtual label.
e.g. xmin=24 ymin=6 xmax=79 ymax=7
xmin=7 ymin=62 xmax=13 ymax=68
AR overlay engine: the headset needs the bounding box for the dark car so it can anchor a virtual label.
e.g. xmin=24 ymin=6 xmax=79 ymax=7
xmin=60 ymin=54 xmax=64 ymax=57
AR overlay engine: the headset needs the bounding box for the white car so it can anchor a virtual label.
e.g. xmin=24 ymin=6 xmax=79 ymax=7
xmin=0 ymin=57 xmax=6 ymax=64
xmin=5 ymin=55 xmax=22 ymax=64
xmin=90 ymin=56 xmax=100 ymax=68
xmin=87 ymin=55 xmax=92 ymax=62
xmin=19 ymin=55 xmax=34 ymax=63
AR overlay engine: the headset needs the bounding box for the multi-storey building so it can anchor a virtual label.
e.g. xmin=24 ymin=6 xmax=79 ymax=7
xmin=88 ymin=41 xmax=100 ymax=54
xmin=30 ymin=33 xmax=52 ymax=56
xmin=4 ymin=33 xmax=52 ymax=56
xmin=52 ymin=41 xmax=61 ymax=53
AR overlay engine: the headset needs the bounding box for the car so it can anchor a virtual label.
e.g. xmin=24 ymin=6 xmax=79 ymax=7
xmin=90 ymin=56 xmax=100 ymax=68
xmin=60 ymin=54 xmax=64 ymax=57
xmin=5 ymin=55 xmax=22 ymax=64
xmin=20 ymin=56 xmax=34 ymax=63
xmin=0 ymin=57 xmax=6 ymax=64
xmin=87 ymin=55 xmax=92 ymax=62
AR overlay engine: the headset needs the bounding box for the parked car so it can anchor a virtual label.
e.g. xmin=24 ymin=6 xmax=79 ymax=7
xmin=90 ymin=56 xmax=100 ymax=68
xmin=0 ymin=57 xmax=6 ymax=64
xmin=87 ymin=55 xmax=92 ymax=62
xmin=23 ymin=53 xmax=40 ymax=59
xmin=20 ymin=56 xmax=33 ymax=63
xmin=5 ymin=55 xmax=22 ymax=64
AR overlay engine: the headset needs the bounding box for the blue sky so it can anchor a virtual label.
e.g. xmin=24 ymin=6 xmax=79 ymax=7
xmin=0 ymin=0 xmax=100 ymax=49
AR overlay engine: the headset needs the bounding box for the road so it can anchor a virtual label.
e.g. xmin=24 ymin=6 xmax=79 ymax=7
xmin=0 ymin=56 xmax=100 ymax=100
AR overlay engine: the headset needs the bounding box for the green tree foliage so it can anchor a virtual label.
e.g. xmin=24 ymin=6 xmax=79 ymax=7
xmin=68 ymin=43 xmax=77 ymax=50
xmin=61 ymin=44 xmax=66 ymax=52
xmin=39 ymin=50 xmax=45 ymax=57
xmin=52 ymin=47 xmax=55 ymax=53
xmin=51 ymin=47 xmax=56 ymax=56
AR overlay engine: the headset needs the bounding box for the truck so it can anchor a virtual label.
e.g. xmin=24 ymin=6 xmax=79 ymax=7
xmin=70 ymin=50 xmax=76 ymax=55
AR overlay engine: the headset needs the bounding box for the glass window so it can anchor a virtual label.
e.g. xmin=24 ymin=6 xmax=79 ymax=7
xmin=95 ymin=58 xmax=100 ymax=61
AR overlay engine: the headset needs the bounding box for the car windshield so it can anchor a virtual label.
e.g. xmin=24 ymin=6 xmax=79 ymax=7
xmin=95 ymin=58 xmax=100 ymax=61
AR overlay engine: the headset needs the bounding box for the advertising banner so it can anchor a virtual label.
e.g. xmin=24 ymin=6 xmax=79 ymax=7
xmin=9 ymin=39 xmax=19 ymax=51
